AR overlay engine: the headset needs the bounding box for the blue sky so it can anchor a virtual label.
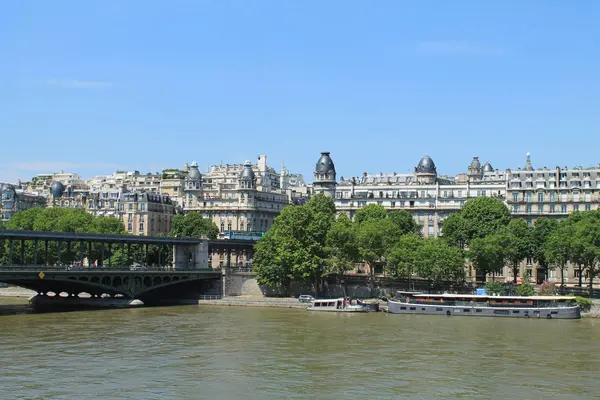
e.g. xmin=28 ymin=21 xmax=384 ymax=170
xmin=2 ymin=0 xmax=600 ymax=183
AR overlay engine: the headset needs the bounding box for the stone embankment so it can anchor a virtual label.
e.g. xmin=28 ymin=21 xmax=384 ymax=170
xmin=583 ymin=299 xmax=600 ymax=318
xmin=0 ymin=287 xmax=36 ymax=298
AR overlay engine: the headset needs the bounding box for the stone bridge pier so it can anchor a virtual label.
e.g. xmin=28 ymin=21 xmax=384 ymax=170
xmin=173 ymin=241 xmax=208 ymax=270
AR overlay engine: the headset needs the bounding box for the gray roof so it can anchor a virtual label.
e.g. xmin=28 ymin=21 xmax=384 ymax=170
xmin=50 ymin=181 xmax=65 ymax=197
xmin=469 ymin=156 xmax=481 ymax=170
xmin=482 ymin=162 xmax=494 ymax=173
xmin=415 ymin=155 xmax=436 ymax=174
xmin=315 ymin=152 xmax=335 ymax=174
xmin=239 ymin=161 xmax=255 ymax=181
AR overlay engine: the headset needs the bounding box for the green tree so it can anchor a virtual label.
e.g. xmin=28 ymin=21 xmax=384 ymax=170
xmin=441 ymin=212 xmax=469 ymax=249
xmin=468 ymin=234 xmax=506 ymax=282
xmin=387 ymin=210 xmax=420 ymax=236
xmin=253 ymin=195 xmax=336 ymax=296
xmin=545 ymin=221 xmax=574 ymax=288
xmin=355 ymin=218 xmax=401 ymax=282
xmin=386 ymin=233 xmax=423 ymax=288
xmin=170 ymin=212 xmax=219 ymax=239
xmin=503 ymin=219 xmax=532 ymax=283
xmin=353 ymin=204 xmax=387 ymax=224
xmin=461 ymin=197 xmax=511 ymax=240
xmin=325 ymin=214 xmax=359 ymax=276
xmin=531 ymin=217 xmax=558 ymax=282
xmin=572 ymin=211 xmax=600 ymax=296
xmin=414 ymin=238 xmax=466 ymax=287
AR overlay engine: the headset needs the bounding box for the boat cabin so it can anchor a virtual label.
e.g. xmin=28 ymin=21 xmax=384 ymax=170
xmin=401 ymin=293 xmax=577 ymax=308
xmin=310 ymin=298 xmax=348 ymax=310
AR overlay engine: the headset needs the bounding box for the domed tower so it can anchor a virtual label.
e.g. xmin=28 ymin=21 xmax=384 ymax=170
xmin=467 ymin=156 xmax=483 ymax=182
xmin=524 ymin=152 xmax=534 ymax=171
xmin=482 ymin=161 xmax=494 ymax=173
xmin=239 ymin=160 xmax=256 ymax=190
xmin=50 ymin=181 xmax=65 ymax=202
xmin=313 ymin=151 xmax=337 ymax=197
xmin=414 ymin=155 xmax=437 ymax=184
xmin=185 ymin=161 xmax=202 ymax=190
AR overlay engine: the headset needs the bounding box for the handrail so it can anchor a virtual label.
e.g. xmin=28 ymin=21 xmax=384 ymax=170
xmin=0 ymin=265 xmax=218 ymax=273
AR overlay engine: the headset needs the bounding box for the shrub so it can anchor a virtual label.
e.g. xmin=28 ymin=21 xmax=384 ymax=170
xmin=515 ymin=282 xmax=535 ymax=297
xmin=537 ymin=281 xmax=557 ymax=296
xmin=484 ymin=281 xmax=504 ymax=296
xmin=573 ymin=296 xmax=592 ymax=312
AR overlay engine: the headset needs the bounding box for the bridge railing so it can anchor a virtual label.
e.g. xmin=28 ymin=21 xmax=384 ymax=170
xmin=0 ymin=265 xmax=218 ymax=272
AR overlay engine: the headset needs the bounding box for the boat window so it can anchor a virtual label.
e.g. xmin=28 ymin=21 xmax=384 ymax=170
xmin=512 ymin=310 xmax=520 ymax=314
xmin=463 ymin=309 xmax=471 ymax=312
xmin=476 ymin=309 xmax=482 ymax=312
xmin=493 ymin=310 xmax=510 ymax=315
xmin=436 ymin=308 xmax=443 ymax=312
xmin=409 ymin=307 xmax=416 ymax=310
xmin=421 ymin=308 xmax=426 ymax=311
xmin=400 ymin=307 xmax=406 ymax=310
xmin=551 ymin=311 xmax=558 ymax=315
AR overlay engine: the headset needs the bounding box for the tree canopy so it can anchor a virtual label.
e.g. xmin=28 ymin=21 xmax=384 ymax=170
xmin=170 ymin=212 xmax=219 ymax=239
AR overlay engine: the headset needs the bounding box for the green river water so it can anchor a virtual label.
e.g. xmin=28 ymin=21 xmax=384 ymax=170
xmin=0 ymin=298 xmax=599 ymax=400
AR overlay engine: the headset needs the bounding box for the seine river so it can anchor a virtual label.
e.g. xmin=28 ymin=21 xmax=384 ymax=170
xmin=1 ymin=298 xmax=599 ymax=400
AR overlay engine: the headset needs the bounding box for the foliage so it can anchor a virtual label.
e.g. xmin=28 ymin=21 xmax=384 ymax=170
xmin=531 ymin=218 xmax=558 ymax=280
xmin=515 ymin=272 xmax=535 ymax=296
xmin=387 ymin=210 xmax=420 ymax=236
xmin=353 ymin=204 xmax=387 ymax=224
xmin=413 ymin=238 xmax=466 ymax=286
xmin=573 ymin=296 xmax=592 ymax=312
xmin=441 ymin=213 xmax=469 ymax=249
xmin=355 ymin=218 xmax=401 ymax=277
xmin=253 ymin=195 xmax=336 ymax=295
xmin=545 ymin=220 xmax=574 ymax=287
xmin=503 ymin=219 xmax=532 ymax=283
xmin=468 ymin=234 xmax=506 ymax=280
xmin=325 ymin=214 xmax=359 ymax=276
xmin=460 ymin=197 xmax=511 ymax=241
xmin=536 ymin=281 xmax=557 ymax=296
xmin=170 ymin=212 xmax=219 ymax=239
xmin=386 ymin=233 xmax=422 ymax=281
xmin=484 ymin=281 xmax=505 ymax=296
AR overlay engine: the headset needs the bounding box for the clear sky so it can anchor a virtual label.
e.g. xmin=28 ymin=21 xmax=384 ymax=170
xmin=2 ymin=0 xmax=600 ymax=184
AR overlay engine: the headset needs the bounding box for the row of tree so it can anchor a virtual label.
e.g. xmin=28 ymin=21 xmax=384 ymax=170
xmin=253 ymin=195 xmax=468 ymax=296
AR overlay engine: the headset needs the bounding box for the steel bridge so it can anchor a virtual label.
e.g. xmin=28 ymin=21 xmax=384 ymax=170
xmin=0 ymin=230 xmax=257 ymax=303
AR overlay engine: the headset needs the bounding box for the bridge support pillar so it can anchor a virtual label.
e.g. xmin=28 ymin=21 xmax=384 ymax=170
xmin=173 ymin=240 xmax=208 ymax=270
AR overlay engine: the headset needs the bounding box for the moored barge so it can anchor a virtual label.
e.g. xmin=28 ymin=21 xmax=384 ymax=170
xmin=387 ymin=292 xmax=580 ymax=319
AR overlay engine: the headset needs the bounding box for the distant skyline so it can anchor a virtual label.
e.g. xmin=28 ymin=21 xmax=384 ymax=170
xmin=2 ymin=1 xmax=600 ymax=183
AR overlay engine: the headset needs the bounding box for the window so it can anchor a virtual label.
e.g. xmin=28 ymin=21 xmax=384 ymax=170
xmin=538 ymin=193 xmax=544 ymax=202
xmin=512 ymin=205 xmax=520 ymax=213
xmin=526 ymin=193 xmax=532 ymax=202
xmin=220 ymin=223 xmax=225 ymax=232
xmin=574 ymin=204 xmax=579 ymax=212
xmin=585 ymin=204 xmax=591 ymax=211
xmin=561 ymin=204 xmax=567 ymax=213
xmin=549 ymin=193 xmax=555 ymax=202
xmin=227 ymin=223 xmax=232 ymax=231
xmin=513 ymin=193 xmax=519 ymax=202
xmin=526 ymin=205 xmax=532 ymax=214
xmin=550 ymin=205 xmax=555 ymax=213
xmin=538 ymin=205 xmax=544 ymax=213
xmin=128 ymin=204 xmax=133 ymax=210
xmin=139 ymin=222 xmax=144 ymax=232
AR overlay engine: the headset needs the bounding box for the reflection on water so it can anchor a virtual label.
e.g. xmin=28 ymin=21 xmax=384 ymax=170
xmin=1 ymin=298 xmax=599 ymax=400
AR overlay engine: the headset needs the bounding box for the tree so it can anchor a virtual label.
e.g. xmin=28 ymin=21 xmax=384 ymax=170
xmin=325 ymin=214 xmax=359 ymax=276
xmin=355 ymin=218 xmax=401 ymax=281
xmin=572 ymin=211 xmax=600 ymax=296
xmin=170 ymin=212 xmax=219 ymax=239
xmin=461 ymin=197 xmax=511 ymax=241
xmin=503 ymin=219 xmax=532 ymax=283
xmin=386 ymin=233 xmax=423 ymax=287
xmin=545 ymin=221 xmax=573 ymax=288
xmin=531 ymin=218 xmax=558 ymax=282
xmin=468 ymin=234 xmax=506 ymax=282
xmin=253 ymin=195 xmax=336 ymax=296
xmin=353 ymin=204 xmax=387 ymax=224
xmin=414 ymin=238 xmax=466 ymax=287
xmin=387 ymin=210 xmax=420 ymax=236
xmin=441 ymin=213 xmax=469 ymax=249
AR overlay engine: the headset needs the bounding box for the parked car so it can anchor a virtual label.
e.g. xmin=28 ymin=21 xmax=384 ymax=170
xmin=298 ymin=295 xmax=315 ymax=303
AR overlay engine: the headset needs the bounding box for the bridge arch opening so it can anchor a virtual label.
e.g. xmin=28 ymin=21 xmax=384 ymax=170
xmin=153 ymin=276 xmax=162 ymax=286
xmin=101 ymin=276 xmax=111 ymax=286
xmin=113 ymin=276 xmax=122 ymax=287
xmin=143 ymin=276 xmax=151 ymax=287
xmin=78 ymin=276 xmax=89 ymax=282
xmin=90 ymin=276 xmax=100 ymax=284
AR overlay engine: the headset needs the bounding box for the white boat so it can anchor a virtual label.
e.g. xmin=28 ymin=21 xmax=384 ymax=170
xmin=387 ymin=292 xmax=581 ymax=319
xmin=307 ymin=297 xmax=371 ymax=312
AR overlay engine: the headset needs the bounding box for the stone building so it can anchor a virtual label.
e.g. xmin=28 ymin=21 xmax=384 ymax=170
xmin=0 ymin=183 xmax=47 ymax=222
xmin=118 ymin=192 xmax=176 ymax=236
xmin=319 ymin=151 xmax=600 ymax=287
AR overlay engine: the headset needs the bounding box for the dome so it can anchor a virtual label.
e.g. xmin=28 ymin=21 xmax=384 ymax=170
xmin=315 ymin=152 xmax=335 ymax=174
xmin=415 ymin=155 xmax=436 ymax=174
xmin=482 ymin=162 xmax=494 ymax=173
xmin=469 ymin=156 xmax=481 ymax=170
xmin=50 ymin=181 xmax=65 ymax=198
xmin=187 ymin=161 xmax=201 ymax=180
xmin=239 ymin=160 xmax=255 ymax=181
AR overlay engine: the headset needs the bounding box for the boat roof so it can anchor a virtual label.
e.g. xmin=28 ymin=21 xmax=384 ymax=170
xmin=411 ymin=293 xmax=576 ymax=301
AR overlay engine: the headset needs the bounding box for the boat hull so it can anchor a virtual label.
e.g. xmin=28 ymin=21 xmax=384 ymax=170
xmin=307 ymin=306 xmax=370 ymax=313
xmin=387 ymin=300 xmax=581 ymax=319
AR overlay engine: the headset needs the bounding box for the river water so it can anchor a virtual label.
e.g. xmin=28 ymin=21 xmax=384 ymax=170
xmin=1 ymin=299 xmax=599 ymax=400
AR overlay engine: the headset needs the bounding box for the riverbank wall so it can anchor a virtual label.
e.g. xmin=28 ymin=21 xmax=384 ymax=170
xmin=198 ymin=296 xmax=307 ymax=309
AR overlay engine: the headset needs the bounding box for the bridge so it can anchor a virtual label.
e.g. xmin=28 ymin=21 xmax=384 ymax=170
xmin=0 ymin=230 xmax=257 ymax=305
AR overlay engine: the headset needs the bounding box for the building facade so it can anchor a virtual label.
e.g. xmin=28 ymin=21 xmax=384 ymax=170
xmin=318 ymin=151 xmax=600 ymax=287
xmin=0 ymin=183 xmax=47 ymax=222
